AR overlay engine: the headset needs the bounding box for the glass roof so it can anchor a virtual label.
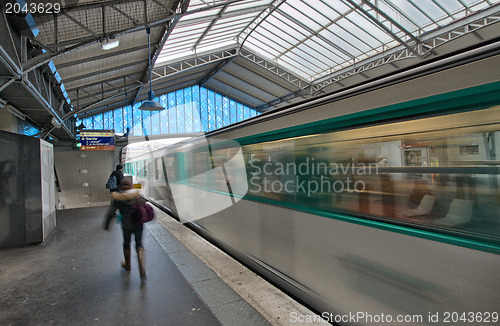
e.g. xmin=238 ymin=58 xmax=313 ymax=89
xmin=156 ymin=0 xmax=499 ymax=81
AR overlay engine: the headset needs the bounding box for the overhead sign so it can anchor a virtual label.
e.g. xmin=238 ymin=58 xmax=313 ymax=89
xmin=80 ymin=131 xmax=115 ymax=151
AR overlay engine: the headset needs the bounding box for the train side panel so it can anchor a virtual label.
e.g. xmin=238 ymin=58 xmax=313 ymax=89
xmin=195 ymin=199 xmax=500 ymax=324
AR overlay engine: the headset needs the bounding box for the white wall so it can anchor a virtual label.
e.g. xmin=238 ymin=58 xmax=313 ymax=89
xmin=54 ymin=147 xmax=114 ymax=209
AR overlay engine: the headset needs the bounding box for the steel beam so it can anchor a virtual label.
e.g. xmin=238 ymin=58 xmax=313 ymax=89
xmin=239 ymin=48 xmax=311 ymax=90
xmin=345 ymin=0 xmax=422 ymax=59
xmin=22 ymin=0 xmax=244 ymax=76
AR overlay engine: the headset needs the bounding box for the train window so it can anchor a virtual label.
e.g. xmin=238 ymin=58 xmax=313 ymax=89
xmin=138 ymin=160 xmax=144 ymax=178
xmin=165 ymin=156 xmax=176 ymax=181
xmin=242 ymin=106 xmax=500 ymax=241
xmin=155 ymin=158 xmax=161 ymax=180
xmin=143 ymin=160 xmax=148 ymax=178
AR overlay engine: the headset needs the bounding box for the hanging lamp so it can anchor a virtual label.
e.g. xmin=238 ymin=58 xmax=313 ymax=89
xmin=139 ymin=27 xmax=164 ymax=111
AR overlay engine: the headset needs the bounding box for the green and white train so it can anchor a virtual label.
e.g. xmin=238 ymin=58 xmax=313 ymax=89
xmin=124 ymin=41 xmax=500 ymax=325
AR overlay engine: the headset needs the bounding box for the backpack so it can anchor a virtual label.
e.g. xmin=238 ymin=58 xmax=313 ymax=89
xmin=130 ymin=202 xmax=155 ymax=224
xmin=106 ymin=174 xmax=117 ymax=189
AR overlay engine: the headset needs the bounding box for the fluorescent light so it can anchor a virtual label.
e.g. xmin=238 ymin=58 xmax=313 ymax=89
xmin=0 ymin=98 xmax=7 ymax=108
xmin=102 ymin=39 xmax=119 ymax=50
xmin=51 ymin=117 xmax=61 ymax=128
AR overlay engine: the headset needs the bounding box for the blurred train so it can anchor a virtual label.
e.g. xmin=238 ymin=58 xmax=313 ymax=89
xmin=123 ymin=42 xmax=500 ymax=325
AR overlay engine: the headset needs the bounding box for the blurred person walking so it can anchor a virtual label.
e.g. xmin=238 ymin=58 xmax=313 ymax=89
xmin=111 ymin=180 xmax=147 ymax=281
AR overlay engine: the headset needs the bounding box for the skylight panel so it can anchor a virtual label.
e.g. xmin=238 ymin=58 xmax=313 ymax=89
xmin=326 ymin=0 xmax=351 ymax=14
xmin=250 ymin=30 xmax=289 ymax=55
xmin=202 ymin=31 xmax=238 ymax=44
xmin=244 ymin=38 xmax=279 ymax=60
xmin=225 ymin=0 xmax=271 ymax=13
xmin=466 ymin=1 xmax=492 ymax=12
xmin=438 ymin=16 xmax=454 ymax=26
xmin=346 ymin=11 xmax=392 ymax=44
xmin=196 ymin=39 xmax=237 ymax=52
xmin=201 ymin=36 xmax=233 ymax=47
xmin=434 ymin=0 xmax=463 ymax=14
xmin=208 ymin=23 xmax=242 ymax=36
xmin=279 ymin=53 xmax=317 ymax=78
xmin=462 ymin=0 xmax=496 ymax=5
xmin=285 ymin=0 xmax=331 ymax=27
xmin=322 ymin=27 xmax=364 ymax=57
xmin=258 ymin=22 xmax=299 ymax=46
xmin=286 ymin=49 xmax=324 ymax=74
xmin=194 ymin=40 xmax=237 ymax=54
xmin=163 ymin=36 xmax=190 ymax=47
xmin=317 ymin=40 xmax=353 ymax=62
xmin=183 ymin=7 xmax=221 ymax=21
xmin=356 ymin=52 xmax=370 ymax=62
xmin=217 ymin=13 xmax=257 ymax=25
xmin=156 ymin=0 xmax=498 ymax=85
xmin=257 ymin=24 xmax=295 ymax=49
xmin=174 ymin=21 xmax=211 ymax=34
xmin=301 ymin=39 xmax=341 ymax=65
xmin=306 ymin=1 xmax=343 ymax=23
xmin=305 ymin=38 xmax=347 ymax=63
xmin=407 ymin=0 xmax=447 ymax=21
xmin=163 ymin=40 xmax=195 ymax=52
xmin=167 ymin=42 xmax=193 ymax=52
xmin=294 ymin=45 xmax=333 ymax=72
xmin=379 ymin=3 xmax=423 ymax=35
xmin=280 ymin=4 xmax=323 ymax=31
xmin=382 ymin=39 xmax=400 ymax=50
xmin=379 ymin=0 xmax=429 ymax=29
xmin=364 ymin=48 xmax=379 ymax=58
xmin=271 ymin=12 xmax=311 ymax=40
xmin=166 ymin=38 xmax=197 ymax=49
xmin=169 ymin=29 xmax=205 ymax=41
xmin=259 ymin=16 xmax=305 ymax=45
xmin=188 ymin=0 xmax=230 ymax=10
xmin=336 ymin=19 xmax=379 ymax=51
xmin=224 ymin=17 xmax=255 ymax=31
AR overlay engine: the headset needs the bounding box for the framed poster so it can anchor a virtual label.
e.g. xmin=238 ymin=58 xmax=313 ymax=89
xmin=403 ymin=147 xmax=429 ymax=180
xmin=459 ymin=142 xmax=479 ymax=155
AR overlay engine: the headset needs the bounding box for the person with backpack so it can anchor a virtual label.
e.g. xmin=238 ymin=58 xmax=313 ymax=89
xmin=103 ymin=164 xmax=124 ymax=230
xmin=106 ymin=164 xmax=124 ymax=193
xmin=111 ymin=179 xmax=147 ymax=281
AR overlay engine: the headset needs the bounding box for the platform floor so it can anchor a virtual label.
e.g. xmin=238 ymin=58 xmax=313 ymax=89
xmin=0 ymin=206 xmax=223 ymax=325
xmin=0 ymin=206 xmax=325 ymax=326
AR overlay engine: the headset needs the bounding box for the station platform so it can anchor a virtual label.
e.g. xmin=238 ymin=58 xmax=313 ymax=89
xmin=0 ymin=206 xmax=326 ymax=326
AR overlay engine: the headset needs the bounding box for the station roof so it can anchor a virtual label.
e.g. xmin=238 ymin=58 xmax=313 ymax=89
xmin=1 ymin=0 xmax=499 ymax=140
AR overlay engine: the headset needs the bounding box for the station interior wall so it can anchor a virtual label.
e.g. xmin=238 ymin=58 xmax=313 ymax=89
xmin=54 ymin=146 xmax=121 ymax=210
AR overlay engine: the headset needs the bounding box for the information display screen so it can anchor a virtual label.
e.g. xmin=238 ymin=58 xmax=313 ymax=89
xmin=80 ymin=131 xmax=115 ymax=151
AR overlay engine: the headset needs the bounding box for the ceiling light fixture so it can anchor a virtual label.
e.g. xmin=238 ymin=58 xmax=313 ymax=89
xmin=51 ymin=117 xmax=61 ymax=128
xmin=102 ymin=39 xmax=119 ymax=50
xmin=139 ymin=27 xmax=164 ymax=111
